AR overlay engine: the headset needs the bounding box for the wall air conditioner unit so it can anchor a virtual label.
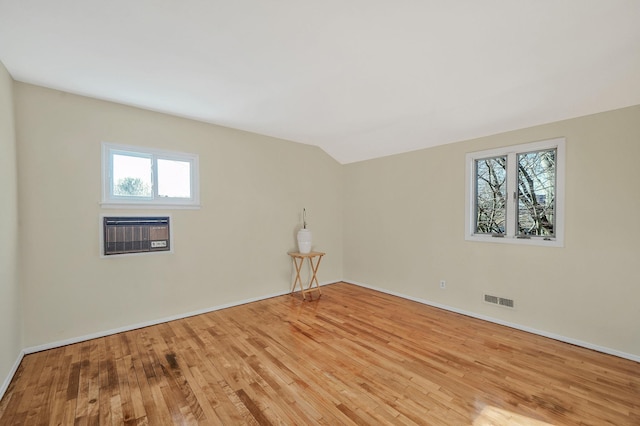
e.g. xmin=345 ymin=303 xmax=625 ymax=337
xmin=102 ymin=216 xmax=170 ymax=256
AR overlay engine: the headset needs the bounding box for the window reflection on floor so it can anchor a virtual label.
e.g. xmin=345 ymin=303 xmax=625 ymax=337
xmin=474 ymin=405 xmax=555 ymax=426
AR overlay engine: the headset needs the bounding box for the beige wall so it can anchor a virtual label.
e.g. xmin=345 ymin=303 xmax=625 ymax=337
xmin=6 ymin=77 xmax=640 ymax=373
xmin=344 ymin=105 xmax=640 ymax=358
xmin=0 ymin=63 xmax=22 ymax=386
xmin=15 ymin=83 xmax=343 ymax=347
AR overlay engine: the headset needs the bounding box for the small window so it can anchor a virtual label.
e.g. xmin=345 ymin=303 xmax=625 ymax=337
xmin=102 ymin=143 xmax=199 ymax=208
xmin=465 ymin=138 xmax=565 ymax=246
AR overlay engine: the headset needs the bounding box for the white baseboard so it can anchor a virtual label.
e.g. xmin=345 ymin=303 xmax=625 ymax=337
xmin=23 ymin=280 xmax=336 ymax=355
xmin=0 ymin=350 xmax=24 ymax=402
xmin=343 ymin=279 xmax=640 ymax=364
xmin=9 ymin=277 xmax=635 ymax=401
xmin=2 ymin=280 xmax=335 ymax=401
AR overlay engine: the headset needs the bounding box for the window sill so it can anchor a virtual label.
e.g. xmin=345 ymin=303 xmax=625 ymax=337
xmin=100 ymin=202 xmax=201 ymax=210
xmin=465 ymin=234 xmax=563 ymax=247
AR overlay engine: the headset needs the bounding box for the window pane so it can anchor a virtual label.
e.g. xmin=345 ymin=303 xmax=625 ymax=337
xmin=158 ymin=158 xmax=191 ymax=198
xmin=475 ymin=156 xmax=507 ymax=234
xmin=112 ymin=154 xmax=152 ymax=197
xmin=517 ymin=149 xmax=556 ymax=236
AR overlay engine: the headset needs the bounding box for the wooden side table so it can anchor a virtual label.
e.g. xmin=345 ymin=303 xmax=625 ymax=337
xmin=288 ymin=251 xmax=325 ymax=300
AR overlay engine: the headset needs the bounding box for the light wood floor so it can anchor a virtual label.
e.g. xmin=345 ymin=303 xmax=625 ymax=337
xmin=1 ymin=282 xmax=639 ymax=425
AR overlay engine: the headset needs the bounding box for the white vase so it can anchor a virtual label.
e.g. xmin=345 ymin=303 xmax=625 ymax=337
xmin=297 ymin=228 xmax=312 ymax=253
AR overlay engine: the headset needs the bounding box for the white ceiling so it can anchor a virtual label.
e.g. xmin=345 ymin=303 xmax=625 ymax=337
xmin=1 ymin=1 xmax=639 ymax=164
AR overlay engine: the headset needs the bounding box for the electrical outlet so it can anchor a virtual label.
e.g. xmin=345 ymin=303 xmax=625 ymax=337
xmin=439 ymin=280 xmax=446 ymax=289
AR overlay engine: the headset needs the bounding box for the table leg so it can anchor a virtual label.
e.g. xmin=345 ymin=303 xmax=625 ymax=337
xmin=291 ymin=257 xmax=305 ymax=299
xmin=307 ymin=255 xmax=323 ymax=296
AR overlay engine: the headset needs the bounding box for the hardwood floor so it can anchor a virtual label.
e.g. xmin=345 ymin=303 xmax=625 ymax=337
xmin=1 ymin=282 xmax=639 ymax=425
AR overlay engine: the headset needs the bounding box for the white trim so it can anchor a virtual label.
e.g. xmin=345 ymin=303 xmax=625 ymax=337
xmin=100 ymin=203 xmax=200 ymax=210
xmin=3 ymin=281 xmax=337 ymax=398
xmin=22 ymin=280 xmax=337 ymax=355
xmin=465 ymin=137 xmax=565 ymax=247
xmin=12 ymin=278 xmax=636 ymax=396
xmin=0 ymin=350 xmax=25 ymax=402
xmin=343 ymin=279 xmax=640 ymax=363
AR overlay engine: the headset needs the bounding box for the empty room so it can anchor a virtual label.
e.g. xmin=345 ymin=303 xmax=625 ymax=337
xmin=1 ymin=1 xmax=639 ymax=425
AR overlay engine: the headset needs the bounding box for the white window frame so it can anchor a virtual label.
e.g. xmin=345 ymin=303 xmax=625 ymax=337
xmin=465 ymin=138 xmax=565 ymax=247
xmin=101 ymin=142 xmax=200 ymax=209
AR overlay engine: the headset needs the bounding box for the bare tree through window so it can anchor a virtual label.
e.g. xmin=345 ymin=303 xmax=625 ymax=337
xmin=474 ymin=150 xmax=557 ymax=237
xmin=475 ymin=156 xmax=507 ymax=234
xmin=517 ymin=149 xmax=556 ymax=236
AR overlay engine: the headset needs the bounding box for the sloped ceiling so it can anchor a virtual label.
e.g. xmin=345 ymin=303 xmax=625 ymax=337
xmin=1 ymin=1 xmax=639 ymax=163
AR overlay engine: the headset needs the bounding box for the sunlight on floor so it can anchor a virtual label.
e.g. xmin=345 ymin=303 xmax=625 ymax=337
xmin=474 ymin=405 xmax=555 ymax=426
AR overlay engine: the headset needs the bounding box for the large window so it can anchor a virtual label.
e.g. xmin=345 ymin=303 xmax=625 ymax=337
xmin=465 ymin=138 xmax=565 ymax=246
xmin=102 ymin=143 xmax=200 ymax=208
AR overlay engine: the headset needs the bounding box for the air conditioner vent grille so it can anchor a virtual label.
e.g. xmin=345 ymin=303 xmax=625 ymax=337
xmin=103 ymin=216 xmax=170 ymax=256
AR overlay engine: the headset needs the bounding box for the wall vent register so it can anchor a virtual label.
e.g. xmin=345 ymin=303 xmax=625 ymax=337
xmin=103 ymin=216 xmax=170 ymax=256
xmin=484 ymin=293 xmax=515 ymax=309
